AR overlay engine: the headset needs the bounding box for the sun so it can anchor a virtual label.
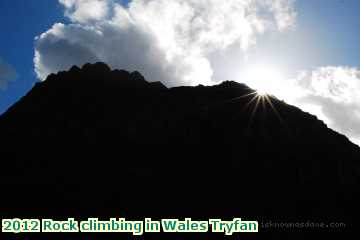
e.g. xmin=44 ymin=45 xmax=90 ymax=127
xmin=230 ymin=64 xmax=298 ymax=122
xmin=244 ymin=65 xmax=286 ymax=97
xmin=229 ymin=64 xmax=290 ymax=122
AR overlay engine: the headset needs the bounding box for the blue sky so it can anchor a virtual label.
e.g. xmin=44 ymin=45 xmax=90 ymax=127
xmin=0 ymin=0 xmax=64 ymax=113
xmin=248 ymin=0 xmax=360 ymax=73
xmin=0 ymin=0 xmax=360 ymax=144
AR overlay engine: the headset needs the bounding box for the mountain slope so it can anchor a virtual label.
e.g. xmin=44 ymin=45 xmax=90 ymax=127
xmin=0 ymin=62 xmax=359 ymax=238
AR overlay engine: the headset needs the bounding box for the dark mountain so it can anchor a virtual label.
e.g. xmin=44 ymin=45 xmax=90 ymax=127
xmin=0 ymin=62 xmax=359 ymax=239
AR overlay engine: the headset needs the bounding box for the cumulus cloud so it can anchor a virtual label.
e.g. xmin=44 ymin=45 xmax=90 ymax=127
xmin=293 ymin=66 xmax=360 ymax=145
xmin=35 ymin=0 xmax=296 ymax=86
xmin=59 ymin=0 xmax=109 ymax=23
xmin=0 ymin=58 xmax=17 ymax=90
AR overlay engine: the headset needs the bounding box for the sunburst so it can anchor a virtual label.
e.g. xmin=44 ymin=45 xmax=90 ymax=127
xmin=225 ymin=90 xmax=282 ymax=123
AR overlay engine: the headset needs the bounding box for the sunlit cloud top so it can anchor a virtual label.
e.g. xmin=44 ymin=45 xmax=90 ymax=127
xmin=294 ymin=66 xmax=360 ymax=145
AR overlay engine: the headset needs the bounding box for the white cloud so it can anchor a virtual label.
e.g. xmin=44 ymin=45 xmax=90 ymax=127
xmin=0 ymin=58 xmax=17 ymax=91
xmin=34 ymin=0 xmax=296 ymax=86
xmin=59 ymin=0 xmax=109 ymax=23
xmin=293 ymin=66 xmax=360 ymax=145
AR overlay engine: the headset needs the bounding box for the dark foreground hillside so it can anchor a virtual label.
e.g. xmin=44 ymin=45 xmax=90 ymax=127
xmin=0 ymin=62 xmax=359 ymax=239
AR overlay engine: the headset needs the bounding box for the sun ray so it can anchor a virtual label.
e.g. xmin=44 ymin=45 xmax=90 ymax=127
xmin=244 ymin=92 xmax=283 ymax=124
xmin=250 ymin=94 xmax=262 ymax=122
xmin=218 ymin=88 xmax=282 ymax=124
xmin=225 ymin=91 xmax=258 ymax=104
xmin=263 ymin=94 xmax=283 ymax=122
xmin=243 ymin=93 xmax=260 ymax=111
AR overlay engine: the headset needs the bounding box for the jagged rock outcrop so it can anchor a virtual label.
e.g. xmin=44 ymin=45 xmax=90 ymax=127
xmin=0 ymin=62 xmax=358 ymax=239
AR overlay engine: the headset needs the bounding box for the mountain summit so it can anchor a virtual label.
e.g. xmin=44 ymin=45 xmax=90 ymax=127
xmin=0 ymin=62 xmax=359 ymax=238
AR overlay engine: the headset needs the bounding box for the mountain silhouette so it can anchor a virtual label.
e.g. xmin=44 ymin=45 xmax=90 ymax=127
xmin=0 ymin=62 xmax=359 ymax=239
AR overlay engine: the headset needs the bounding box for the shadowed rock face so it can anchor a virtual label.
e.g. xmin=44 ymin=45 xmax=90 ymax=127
xmin=0 ymin=62 xmax=359 ymax=239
